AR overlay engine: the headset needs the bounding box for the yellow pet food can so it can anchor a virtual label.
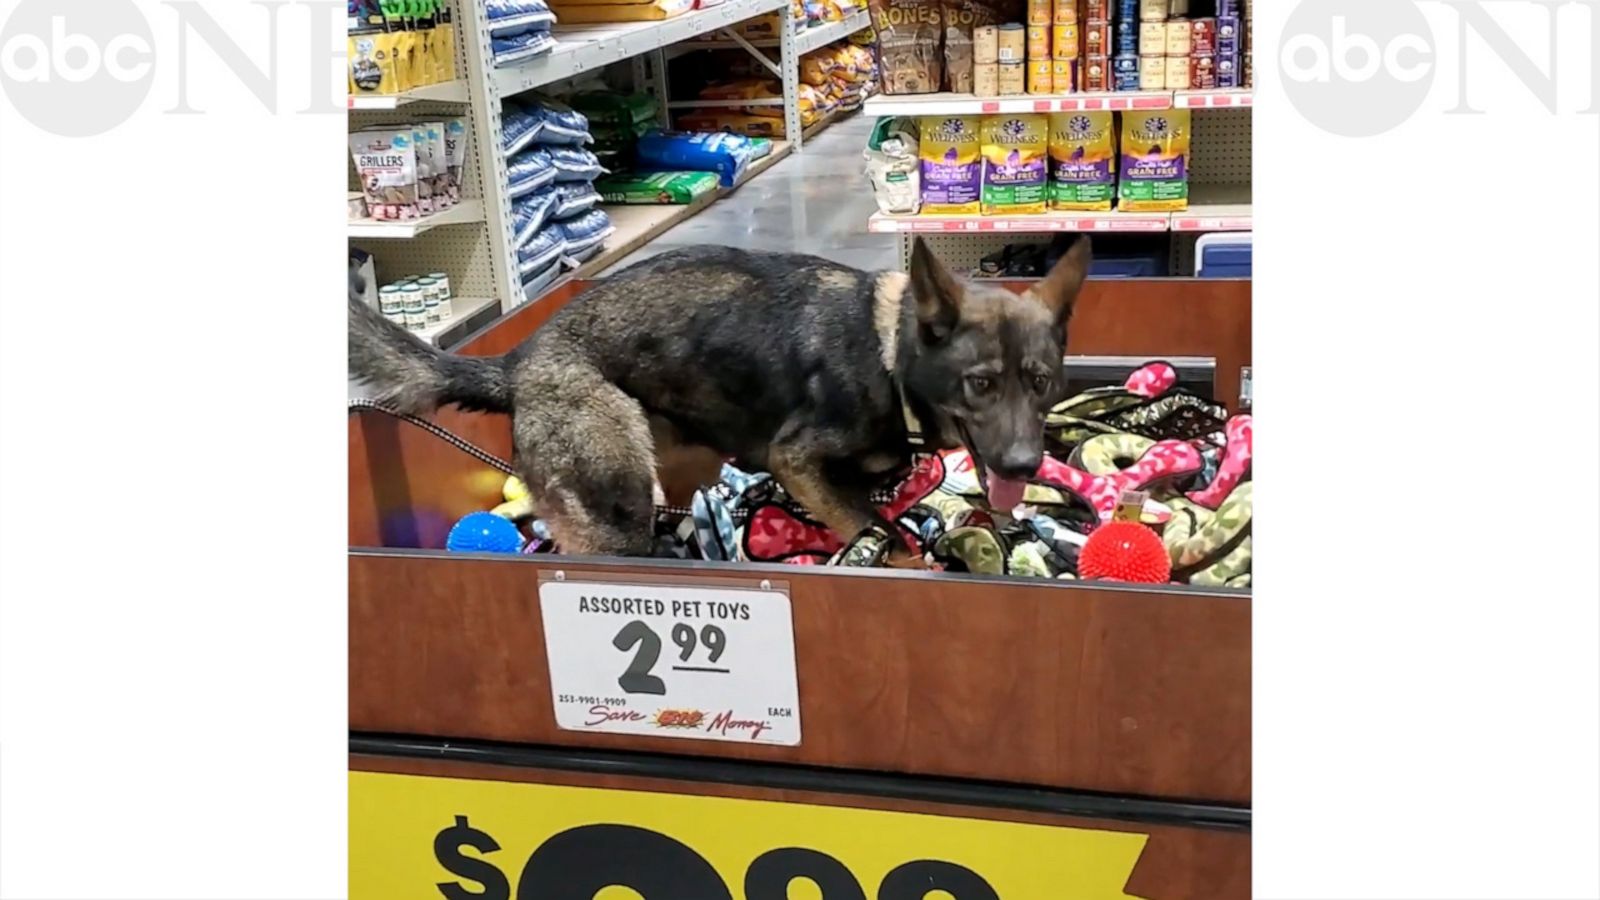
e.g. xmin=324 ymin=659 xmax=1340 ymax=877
xmin=1051 ymin=57 xmax=1077 ymax=92
xmin=1027 ymin=58 xmax=1054 ymax=93
xmin=1052 ymin=23 xmax=1078 ymax=58
xmin=1026 ymin=25 xmax=1050 ymax=59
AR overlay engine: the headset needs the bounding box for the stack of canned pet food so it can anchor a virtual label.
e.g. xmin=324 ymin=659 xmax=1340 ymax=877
xmin=376 ymin=273 xmax=454 ymax=333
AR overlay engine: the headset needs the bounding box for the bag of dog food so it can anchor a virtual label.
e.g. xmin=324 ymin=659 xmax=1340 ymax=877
xmin=636 ymin=131 xmax=756 ymax=187
xmin=492 ymin=30 xmax=556 ymax=67
xmin=918 ymin=115 xmax=981 ymax=214
xmin=558 ymin=208 xmax=615 ymax=257
xmin=864 ymin=116 xmax=921 ymax=215
xmin=502 ymin=102 xmax=547 ymax=155
xmin=1118 ymin=110 xmax=1190 ymax=212
xmin=526 ymin=97 xmax=593 ymax=145
xmin=517 ymin=225 xmax=567 ymax=278
xmin=1047 ymin=111 xmax=1115 ymax=211
xmin=868 ymin=0 xmax=942 ymax=94
xmin=512 ymin=188 xmax=560 ymax=245
xmin=570 ymin=90 xmax=658 ymax=126
xmin=979 ymin=113 xmax=1047 ymax=214
xmin=942 ymin=0 xmax=1021 ymax=93
xmin=507 ymin=147 xmax=557 ymax=197
xmin=553 ymin=182 xmax=601 ymax=219
xmin=349 ymin=128 xmax=420 ymax=220
xmin=595 ymin=171 xmax=721 ymax=204
xmin=485 ymin=0 xmax=557 ymax=36
xmin=547 ymin=146 xmax=605 ymax=182
xmin=674 ymin=109 xmax=783 ymax=137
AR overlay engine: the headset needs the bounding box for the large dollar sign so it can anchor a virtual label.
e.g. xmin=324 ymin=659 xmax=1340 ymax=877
xmin=434 ymin=815 xmax=512 ymax=900
xmin=516 ymin=824 xmax=731 ymax=900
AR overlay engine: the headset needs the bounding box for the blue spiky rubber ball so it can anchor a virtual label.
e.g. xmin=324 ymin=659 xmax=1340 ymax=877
xmin=446 ymin=512 xmax=524 ymax=554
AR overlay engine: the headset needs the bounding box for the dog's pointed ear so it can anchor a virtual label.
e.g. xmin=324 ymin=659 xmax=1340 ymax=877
xmin=1028 ymin=236 xmax=1092 ymax=324
xmin=908 ymin=237 xmax=962 ymax=341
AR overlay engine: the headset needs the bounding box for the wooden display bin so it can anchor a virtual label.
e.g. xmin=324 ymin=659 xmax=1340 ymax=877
xmin=350 ymin=278 xmax=1251 ymax=899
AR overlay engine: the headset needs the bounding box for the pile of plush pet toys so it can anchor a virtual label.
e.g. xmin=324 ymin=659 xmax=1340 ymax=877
xmin=447 ymin=362 xmax=1251 ymax=587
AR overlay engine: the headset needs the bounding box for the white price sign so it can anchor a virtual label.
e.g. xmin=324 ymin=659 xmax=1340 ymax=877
xmin=539 ymin=579 xmax=801 ymax=746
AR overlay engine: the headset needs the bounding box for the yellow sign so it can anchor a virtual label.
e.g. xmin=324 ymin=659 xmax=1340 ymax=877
xmin=350 ymin=771 xmax=1150 ymax=899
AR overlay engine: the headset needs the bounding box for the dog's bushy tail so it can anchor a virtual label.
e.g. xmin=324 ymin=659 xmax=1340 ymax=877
xmin=348 ymin=294 xmax=512 ymax=415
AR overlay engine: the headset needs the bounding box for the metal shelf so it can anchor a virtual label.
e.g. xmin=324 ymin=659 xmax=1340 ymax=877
xmin=862 ymin=88 xmax=1252 ymax=117
xmin=868 ymin=209 xmax=1171 ymax=234
xmin=1170 ymin=184 xmax=1252 ymax=232
xmin=417 ymin=295 xmax=500 ymax=347
xmin=347 ymin=80 xmax=471 ymax=109
xmin=347 ymin=199 xmax=486 ymax=239
xmin=674 ymin=8 xmax=869 ymax=54
xmin=492 ymin=0 xmax=790 ymax=98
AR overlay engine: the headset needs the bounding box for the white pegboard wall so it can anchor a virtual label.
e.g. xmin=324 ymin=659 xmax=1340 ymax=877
xmin=1189 ymin=107 xmax=1251 ymax=186
xmin=355 ymin=226 xmax=503 ymax=298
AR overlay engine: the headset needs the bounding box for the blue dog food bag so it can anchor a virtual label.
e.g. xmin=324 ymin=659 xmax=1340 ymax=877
xmin=507 ymin=148 xmax=557 ymax=197
xmin=547 ymin=146 xmax=605 ymax=182
xmin=517 ymin=226 xmax=566 ymax=279
xmin=635 ymin=131 xmax=755 ymax=188
xmin=526 ymin=97 xmax=593 ymax=146
xmin=512 ymin=188 xmax=560 ymax=245
xmin=501 ymin=103 xmax=545 ymax=155
xmin=558 ymin=208 xmax=614 ymax=257
xmin=486 ymin=0 xmax=556 ymax=38
xmin=492 ymin=30 xmax=556 ymax=67
xmin=553 ymin=182 xmax=601 ymax=219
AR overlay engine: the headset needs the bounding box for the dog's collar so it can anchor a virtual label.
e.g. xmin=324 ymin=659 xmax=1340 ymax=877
xmin=896 ymin=379 xmax=926 ymax=447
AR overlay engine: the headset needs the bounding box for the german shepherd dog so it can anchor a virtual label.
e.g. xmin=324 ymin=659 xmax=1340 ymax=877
xmin=349 ymin=236 xmax=1091 ymax=557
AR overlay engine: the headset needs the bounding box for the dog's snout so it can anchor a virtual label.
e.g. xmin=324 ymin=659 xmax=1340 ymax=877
xmin=991 ymin=448 xmax=1042 ymax=480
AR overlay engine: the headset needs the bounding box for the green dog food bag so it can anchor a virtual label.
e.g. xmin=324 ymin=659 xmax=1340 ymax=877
xmin=595 ymin=171 xmax=720 ymax=205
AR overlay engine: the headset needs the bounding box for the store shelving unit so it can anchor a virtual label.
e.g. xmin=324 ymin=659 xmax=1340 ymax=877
xmin=862 ymin=89 xmax=1252 ymax=275
xmin=349 ymin=0 xmax=819 ymax=333
xmin=491 ymin=0 xmax=790 ymax=97
xmin=347 ymin=198 xmax=486 ymax=239
xmin=347 ymin=79 xmax=471 ymax=109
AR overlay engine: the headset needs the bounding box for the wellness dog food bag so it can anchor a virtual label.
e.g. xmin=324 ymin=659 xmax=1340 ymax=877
xmin=1118 ymin=110 xmax=1190 ymax=212
xmin=919 ymin=116 xmax=982 ymax=214
xmin=979 ymin=114 xmax=1048 ymax=215
xmin=1047 ymin=111 xmax=1116 ymax=211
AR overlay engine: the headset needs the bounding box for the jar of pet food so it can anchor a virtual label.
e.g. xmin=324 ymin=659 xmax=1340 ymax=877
xmin=1164 ymin=54 xmax=1191 ymax=89
xmin=1052 ymin=23 xmax=1078 ymax=58
xmin=974 ymin=25 xmax=1000 ymax=64
xmin=1083 ymin=56 xmax=1107 ymax=91
xmin=998 ymin=60 xmax=1026 ymax=94
xmin=997 ymin=24 xmax=1026 ymax=62
xmin=1139 ymin=54 xmax=1165 ymax=89
xmin=1140 ymin=0 xmax=1168 ymax=21
xmin=1082 ymin=21 xmax=1108 ymax=57
xmin=1052 ymin=0 xmax=1075 ymax=25
xmin=974 ymin=62 xmax=1000 ymax=96
xmin=417 ymin=279 xmax=443 ymax=325
xmin=401 ymin=284 xmax=427 ymax=331
xmin=427 ymin=273 xmax=453 ymax=301
xmin=1139 ymin=20 xmax=1164 ymax=55
xmin=423 ymin=278 xmax=453 ymax=321
xmin=1027 ymin=0 xmax=1051 ymax=26
xmin=378 ymin=285 xmax=403 ymax=317
xmin=1165 ymin=18 xmax=1190 ymax=55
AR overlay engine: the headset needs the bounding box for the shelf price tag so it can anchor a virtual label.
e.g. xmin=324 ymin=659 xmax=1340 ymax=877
xmin=539 ymin=578 xmax=801 ymax=745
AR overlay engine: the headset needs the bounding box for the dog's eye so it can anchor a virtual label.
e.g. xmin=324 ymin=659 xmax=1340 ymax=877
xmin=966 ymin=375 xmax=994 ymax=394
xmin=1031 ymin=373 xmax=1050 ymax=393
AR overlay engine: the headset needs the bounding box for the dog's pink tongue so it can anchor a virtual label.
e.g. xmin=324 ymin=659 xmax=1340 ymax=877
xmin=985 ymin=471 xmax=1028 ymax=513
